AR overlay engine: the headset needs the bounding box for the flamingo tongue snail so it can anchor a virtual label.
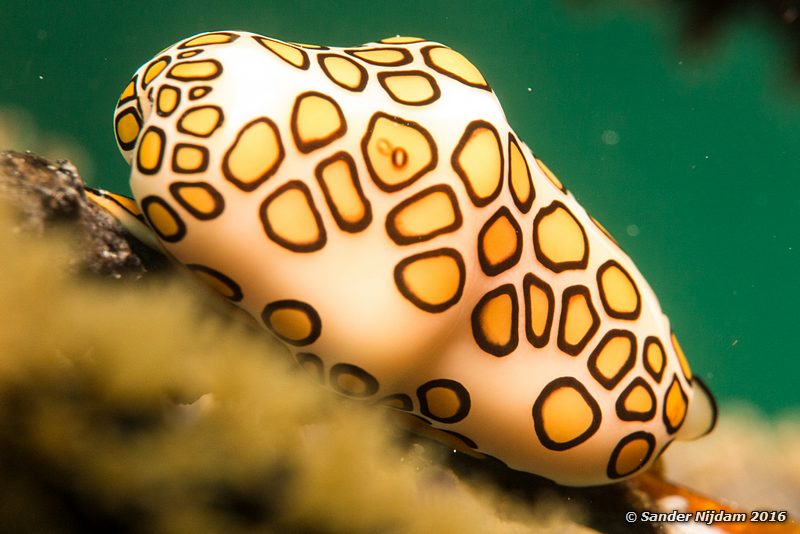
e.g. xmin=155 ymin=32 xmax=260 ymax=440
xmin=90 ymin=31 xmax=717 ymax=487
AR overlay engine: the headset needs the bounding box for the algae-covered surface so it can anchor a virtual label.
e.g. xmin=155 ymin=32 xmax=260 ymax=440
xmin=0 ymin=195 xmax=593 ymax=533
xmin=0 ymin=179 xmax=798 ymax=530
xmin=2 ymin=0 xmax=799 ymax=415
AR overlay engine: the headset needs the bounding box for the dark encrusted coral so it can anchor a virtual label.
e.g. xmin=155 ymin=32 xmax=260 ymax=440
xmin=0 ymin=150 xmax=170 ymax=279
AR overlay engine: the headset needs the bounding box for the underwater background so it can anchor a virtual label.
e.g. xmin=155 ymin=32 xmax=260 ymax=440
xmin=2 ymin=0 xmax=799 ymax=417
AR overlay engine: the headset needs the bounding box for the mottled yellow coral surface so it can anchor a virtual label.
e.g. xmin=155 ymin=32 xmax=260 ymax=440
xmin=0 ymin=203 xmax=587 ymax=534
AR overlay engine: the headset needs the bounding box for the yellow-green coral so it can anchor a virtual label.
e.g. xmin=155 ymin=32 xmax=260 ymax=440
xmin=0 ymin=202 xmax=587 ymax=534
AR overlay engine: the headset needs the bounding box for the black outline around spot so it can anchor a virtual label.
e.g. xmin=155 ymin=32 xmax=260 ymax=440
xmin=344 ymin=46 xmax=413 ymax=66
xmin=532 ymin=376 xmax=602 ymax=451
xmin=134 ymin=89 xmax=145 ymax=120
xmin=654 ymin=437 xmax=675 ymax=464
xmin=114 ymin=107 xmax=142 ymax=152
xmin=394 ymin=248 xmax=465 ymax=313
xmin=176 ymin=105 xmax=224 ymax=138
xmin=177 ymin=50 xmax=202 ymax=59
xmin=507 ymin=133 xmax=534 ymax=213
xmin=177 ymin=31 xmax=240 ymax=49
xmin=188 ymin=85 xmax=212 ymax=100
xmin=532 ymin=200 xmax=589 ymax=273
xmin=296 ymin=352 xmax=325 ymax=383
xmin=170 ymin=143 xmax=210 ymax=174
xmin=477 ymin=206 xmax=522 ymax=276
xmin=105 ymin=190 xmax=141 ymax=218
xmin=440 ymin=429 xmax=478 ymax=450
xmin=385 ymin=184 xmax=462 ymax=245
xmin=290 ymin=91 xmax=347 ymax=154
xmin=379 ymin=36 xmax=426 ymax=44
xmin=361 ymin=111 xmax=438 ymax=193
xmin=671 ymin=331 xmax=694 ymax=382
xmin=556 ymin=285 xmax=600 ymax=357
xmin=642 ymin=336 xmax=666 ymax=384
xmin=596 ymin=259 xmax=642 ymax=320
xmin=662 ymin=374 xmax=688 ymax=434
xmin=135 ymin=126 xmax=166 ymax=175
xmin=85 ymin=187 xmax=145 ymax=223
xmin=451 ymin=120 xmax=503 ymax=207
xmin=259 ymin=180 xmax=327 ymax=253
xmin=329 ymin=363 xmax=379 ymax=398
xmin=690 ymin=376 xmax=719 ymax=436
xmin=420 ymin=45 xmax=490 ymax=91
xmin=222 ymin=117 xmax=284 ymax=192
xmin=141 ymin=55 xmax=171 ymax=89
xmin=169 ymin=181 xmax=224 ymax=220
xmin=155 ymin=84 xmax=181 ymax=117
xmin=166 ymin=59 xmax=223 ymax=81
xmin=261 ymin=299 xmax=322 ymax=346
xmin=289 ymin=42 xmax=330 ymax=51
xmin=615 ymin=377 xmax=657 ymax=422
xmin=417 ymin=378 xmax=471 ymax=423
xmin=471 ymin=284 xmax=519 ymax=357
xmin=318 ymin=53 xmax=368 ymax=92
xmin=186 ymin=263 xmax=243 ymax=302
xmin=523 ymin=273 xmax=555 ymax=349
xmin=586 ymin=329 xmax=637 ymax=390
xmin=377 ymin=70 xmax=441 ymax=106
xmin=380 ymin=393 xmax=413 ymax=411
xmin=140 ymin=195 xmax=186 ymax=242
xmin=252 ymin=36 xmax=309 ymax=70
xmin=606 ymin=431 xmax=656 ymax=479
xmin=117 ymin=75 xmax=138 ymax=106
xmin=315 ymin=151 xmax=372 ymax=233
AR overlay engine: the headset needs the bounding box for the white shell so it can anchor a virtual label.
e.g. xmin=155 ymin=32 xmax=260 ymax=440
xmin=111 ymin=31 xmax=717 ymax=486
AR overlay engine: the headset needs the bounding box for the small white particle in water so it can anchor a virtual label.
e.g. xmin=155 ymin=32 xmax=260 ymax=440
xmin=38 ymin=75 xmax=44 ymax=80
xmin=704 ymin=155 xmax=709 ymax=159
xmin=626 ymin=224 xmax=640 ymax=237
xmin=731 ymin=339 xmax=739 ymax=347
xmin=527 ymin=87 xmax=532 ymax=92
xmin=601 ymin=129 xmax=619 ymax=145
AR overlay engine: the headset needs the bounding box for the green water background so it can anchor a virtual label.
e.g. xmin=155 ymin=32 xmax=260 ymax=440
xmin=2 ymin=0 xmax=798 ymax=416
